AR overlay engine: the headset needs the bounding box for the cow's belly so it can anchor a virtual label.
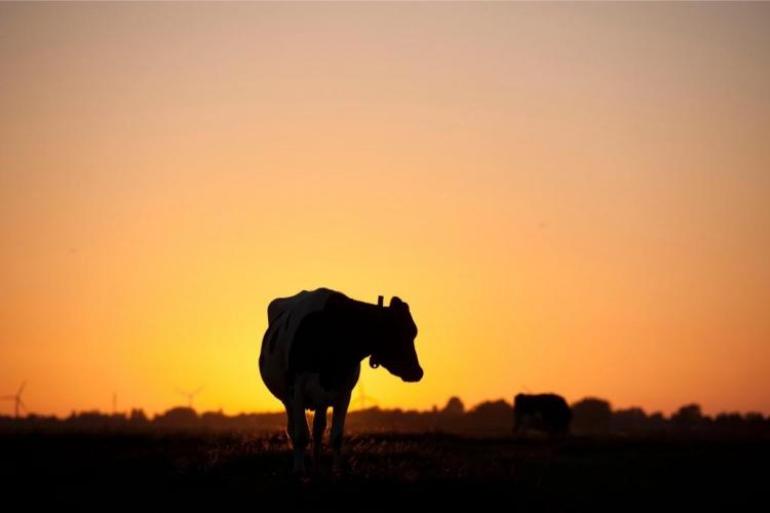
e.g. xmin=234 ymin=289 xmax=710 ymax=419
xmin=259 ymin=333 xmax=290 ymax=403
xmin=259 ymin=357 xmax=288 ymax=404
xmin=296 ymin=373 xmax=341 ymax=411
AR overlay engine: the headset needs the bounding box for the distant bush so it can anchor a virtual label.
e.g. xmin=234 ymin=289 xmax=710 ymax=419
xmin=154 ymin=407 xmax=198 ymax=428
xmin=571 ymin=398 xmax=612 ymax=435
xmin=611 ymin=407 xmax=648 ymax=434
xmin=442 ymin=396 xmax=465 ymax=416
xmin=671 ymin=404 xmax=703 ymax=430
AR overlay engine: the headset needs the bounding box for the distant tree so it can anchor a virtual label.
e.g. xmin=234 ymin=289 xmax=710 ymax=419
xmin=672 ymin=404 xmax=703 ymax=430
xmin=201 ymin=410 xmax=228 ymax=429
xmin=647 ymin=412 xmax=667 ymax=432
xmin=715 ymin=412 xmax=742 ymax=424
xmin=66 ymin=410 xmax=113 ymax=431
xmin=714 ymin=412 xmax=745 ymax=435
xmin=129 ymin=408 xmax=148 ymax=424
xmin=471 ymin=399 xmax=512 ymax=417
xmin=611 ymin=407 xmax=647 ymax=433
xmin=443 ymin=397 xmax=465 ymax=415
xmin=154 ymin=407 xmax=198 ymax=428
xmin=467 ymin=399 xmax=513 ymax=434
xmin=571 ymin=398 xmax=612 ymax=435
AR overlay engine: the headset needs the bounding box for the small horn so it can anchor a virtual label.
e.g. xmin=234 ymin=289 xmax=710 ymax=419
xmin=377 ymin=295 xmax=384 ymax=307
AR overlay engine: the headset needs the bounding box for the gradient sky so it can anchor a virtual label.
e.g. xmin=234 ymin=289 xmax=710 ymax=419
xmin=1 ymin=3 xmax=769 ymax=417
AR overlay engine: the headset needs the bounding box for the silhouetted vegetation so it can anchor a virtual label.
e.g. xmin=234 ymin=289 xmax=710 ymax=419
xmin=571 ymin=398 xmax=613 ymax=435
xmin=2 ymin=396 xmax=768 ymax=507
xmin=2 ymin=396 xmax=768 ymax=438
xmin=1 ymin=432 xmax=766 ymax=508
xmin=442 ymin=396 xmax=465 ymax=416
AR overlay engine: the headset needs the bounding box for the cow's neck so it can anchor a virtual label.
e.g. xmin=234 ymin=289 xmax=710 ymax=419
xmin=332 ymin=297 xmax=390 ymax=362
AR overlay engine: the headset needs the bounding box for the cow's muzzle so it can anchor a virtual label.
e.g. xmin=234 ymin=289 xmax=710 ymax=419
xmin=401 ymin=366 xmax=424 ymax=383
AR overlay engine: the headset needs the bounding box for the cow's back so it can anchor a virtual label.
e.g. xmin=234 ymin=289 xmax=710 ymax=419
xmin=515 ymin=393 xmax=572 ymax=435
xmin=259 ymin=288 xmax=335 ymax=403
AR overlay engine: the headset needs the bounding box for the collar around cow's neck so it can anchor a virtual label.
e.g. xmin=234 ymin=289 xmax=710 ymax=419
xmin=367 ymin=304 xmax=391 ymax=368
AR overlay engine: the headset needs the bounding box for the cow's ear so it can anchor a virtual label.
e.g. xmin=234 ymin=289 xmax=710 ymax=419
xmin=389 ymin=296 xmax=410 ymax=313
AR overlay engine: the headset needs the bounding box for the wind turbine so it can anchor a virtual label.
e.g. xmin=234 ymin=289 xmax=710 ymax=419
xmin=352 ymin=295 xmax=383 ymax=411
xmin=353 ymin=379 xmax=378 ymax=411
xmin=176 ymin=385 xmax=204 ymax=410
xmin=1 ymin=381 xmax=26 ymax=418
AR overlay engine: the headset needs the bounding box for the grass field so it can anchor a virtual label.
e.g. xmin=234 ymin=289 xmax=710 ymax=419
xmin=2 ymin=432 xmax=766 ymax=510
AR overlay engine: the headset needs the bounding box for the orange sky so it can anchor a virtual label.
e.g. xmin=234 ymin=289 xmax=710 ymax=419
xmin=1 ymin=3 xmax=769 ymax=417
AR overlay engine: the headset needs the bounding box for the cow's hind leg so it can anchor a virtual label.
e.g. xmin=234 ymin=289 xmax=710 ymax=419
xmin=312 ymin=407 xmax=327 ymax=468
xmin=285 ymin=394 xmax=309 ymax=475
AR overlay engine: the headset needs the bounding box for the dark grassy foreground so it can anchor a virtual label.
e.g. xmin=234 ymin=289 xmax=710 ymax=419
xmin=1 ymin=432 xmax=766 ymax=510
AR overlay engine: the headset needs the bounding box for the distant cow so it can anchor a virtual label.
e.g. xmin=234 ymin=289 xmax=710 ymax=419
xmin=259 ymin=288 xmax=423 ymax=474
xmin=513 ymin=393 xmax=572 ymax=436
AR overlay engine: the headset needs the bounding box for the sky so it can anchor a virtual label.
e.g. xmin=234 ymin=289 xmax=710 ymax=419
xmin=1 ymin=3 xmax=769 ymax=417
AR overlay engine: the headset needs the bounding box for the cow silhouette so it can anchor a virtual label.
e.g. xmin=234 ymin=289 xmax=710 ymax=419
xmin=259 ymin=288 xmax=423 ymax=473
xmin=513 ymin=393 xmax=572 ymax=436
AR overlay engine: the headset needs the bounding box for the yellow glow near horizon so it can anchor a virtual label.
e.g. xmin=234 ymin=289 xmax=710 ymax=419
xmin=1 ymin=3 xmax=769 ymax=417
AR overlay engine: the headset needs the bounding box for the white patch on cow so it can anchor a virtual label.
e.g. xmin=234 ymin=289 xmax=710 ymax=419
xmin=259 ymin=288 xmax=334 ymax=404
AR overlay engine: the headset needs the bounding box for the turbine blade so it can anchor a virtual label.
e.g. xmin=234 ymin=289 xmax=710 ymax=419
xmin=193 ymin=385 xmax=205 ymax=395
xmin=17 ymin=381 xmax=26 ymax=396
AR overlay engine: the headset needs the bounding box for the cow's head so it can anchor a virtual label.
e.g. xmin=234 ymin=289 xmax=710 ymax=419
xmin=370 ymin=296 xmax=423 ymax=383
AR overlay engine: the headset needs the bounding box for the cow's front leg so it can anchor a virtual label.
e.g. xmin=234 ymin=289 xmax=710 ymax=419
xmin=312 ymin=407 xmax=327 ymax=467
xmin=330 ymin=392 xmax=351 ymax=473
xmin=287 ymin=389 xmax=309 ymax=475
